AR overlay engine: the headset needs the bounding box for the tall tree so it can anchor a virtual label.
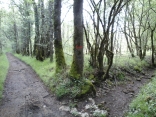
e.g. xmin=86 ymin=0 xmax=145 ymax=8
xmin=69 ymin=0 xmax=84 ymax=79
xmin=48 ymin=0 xmax=54 ymax=62
xmin=54 ymin=0 xmax=66 ymax=73
xmin=32 ymin=0 xmax=40 ymax=56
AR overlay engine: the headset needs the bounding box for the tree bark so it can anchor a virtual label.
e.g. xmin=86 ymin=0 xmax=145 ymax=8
xmin=70 ymin=0 xmax=84 ymax=79
xmin=48 ymin=0 xmax=54 ymax=62
xmin=54 ymin=0 xmax=66 ymax=73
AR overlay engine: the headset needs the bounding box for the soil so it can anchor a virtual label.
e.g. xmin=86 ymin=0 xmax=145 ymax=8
xmin=0 ymin=53 xmax=155 ymax=117
xmin=75 ymin=67 xmax=155 ymax=117
xmin=0 ymin=53 xmax=72 ymax=117
xmin=95 ymin=69 xmax=155 ymax=117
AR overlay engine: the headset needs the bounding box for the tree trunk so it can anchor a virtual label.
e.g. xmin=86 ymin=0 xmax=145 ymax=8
xmin=32 ymin=0 xmax=41 ymax=59
xmin=69 ymin=0 xmax=84 ymax=79
xmin=48 ymin=0 xmax=54 ymax=62
xmin=54 ymin=0 xmax=66 ymax=73
xmin=151 ymin=30 xmax=155 ymax=66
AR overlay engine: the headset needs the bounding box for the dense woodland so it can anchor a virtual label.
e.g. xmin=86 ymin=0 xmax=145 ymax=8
xmin=1 ymin=0 xmax=156 ymax=116
xmin=0 ymin=0 xmax=156 ymax=72
xmin=0 ymin=0 xmax=156 ymax=115
xmin=1 ymin=0 xmax=156 ymax=98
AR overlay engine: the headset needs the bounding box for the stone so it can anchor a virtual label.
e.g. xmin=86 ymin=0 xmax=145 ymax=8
xmin=81 ymin=112 xmax=89 ymax=117
xmin=59 ymin=106 xmax=70 ymax=112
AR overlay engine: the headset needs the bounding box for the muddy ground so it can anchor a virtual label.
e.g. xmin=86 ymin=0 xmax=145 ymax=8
xmin=0 ymin=53 xmax=72 ymax=117
xmin=76 ymin=66 xmax=155 ymax=117
xmin=0 ymin=53 xmax=155 ymax=117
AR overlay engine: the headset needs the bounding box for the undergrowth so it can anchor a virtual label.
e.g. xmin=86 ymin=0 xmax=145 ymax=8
xmin=114 ymin=56 xmax=149 ymax=72
xmin=15 ymin=54 xmax=152 ymax=100
xmin=0 ymin=54 xmax=9 ymax=100
xmin=126 ymin=72 xmax=156 ymax=117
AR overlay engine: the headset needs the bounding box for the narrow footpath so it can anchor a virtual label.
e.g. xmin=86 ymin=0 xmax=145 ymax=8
xmin=0 ymin=53 xmax=72 ymax=117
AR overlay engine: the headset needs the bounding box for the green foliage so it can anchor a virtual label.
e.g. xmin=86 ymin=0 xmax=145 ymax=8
xmin=52 ymin=74 xmax=82 ymax=98
xmin=117 ymin=72 xmax=125 ymax=81
xmin=114 ymin=56 xmax=149 ymax=71
xmin=76 ymin=79 xmax=96 ymax=98
xmin=133 ymin=65 xmax=142 ymax=72
xmin=112 ymin=56 xmax=151 ymax=84
xmin=51 ymin=74 xmax=95 ymax=99
xmin=93 ymin=111 xmax=107 ymax=117
xmin=0 ymin=54 xmax=9 ymax=100
xmin=126 ymin=73 xmax=156 ymax=117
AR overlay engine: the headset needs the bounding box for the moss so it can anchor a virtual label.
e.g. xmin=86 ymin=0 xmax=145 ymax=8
xmin=76 ymin=80 xmax=96 ymax=98
xmin=134 ymin=65 xmax=142 ymax=72
xmin=54 ymin=41 xmax=66 ymax=73
xmin=89 ymin=74 xmax=95 ymax=80
xmin=69 ymin=59 xmax=81 ymax=79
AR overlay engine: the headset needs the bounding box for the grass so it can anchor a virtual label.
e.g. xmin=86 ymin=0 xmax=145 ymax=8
xmin=126 ymin=73 xmax=156 ymax=117
xmin=13 ymin=53 xmax=156 ymax=116
xmin=113 ymin=55 xmax=149 ymax=71
xmin=14 ymin=54 xmax=55 ymax=85
xmin=14 ymin=54 xmax=83 ymax=98
xmin=15 ymin=53 xmax=151 ymax=98
xmin=15 ymin=54 xmax=94 ymax=99
xmin=0 ymin=54 xmax=9 ymax=100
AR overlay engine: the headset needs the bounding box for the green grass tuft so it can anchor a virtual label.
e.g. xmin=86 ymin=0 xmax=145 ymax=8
xmin=0 ymin=54 xmax=9 ymax=100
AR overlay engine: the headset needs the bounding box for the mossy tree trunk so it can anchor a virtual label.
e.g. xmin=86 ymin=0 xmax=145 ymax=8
xmin=69 ymin=0 xmax=84 ymax=79
xmin=69 ymin=0 xmax=96 ymax=97
xmin=54 ymin=0 xmax=66 ymax=73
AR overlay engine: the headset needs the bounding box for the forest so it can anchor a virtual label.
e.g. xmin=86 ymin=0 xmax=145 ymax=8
xmin=0 ymin=0 xmax=156 ymax=117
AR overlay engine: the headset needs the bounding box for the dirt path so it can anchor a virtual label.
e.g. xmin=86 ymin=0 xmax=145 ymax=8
xmin=94 ymin=68 xmax=155 ymax=117
xmin=75 ymin=68 xmax=155 ymax=117
xmin=0 ymin=53 xmax=155 ymax=117
xmin=0 ymin=53 xmax=72 ymax=117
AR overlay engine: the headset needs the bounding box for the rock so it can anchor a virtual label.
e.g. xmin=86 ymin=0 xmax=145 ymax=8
xmin=88 ymin=98 xmax=95 ymax=105
xmin=81 ymin=112 xmax=89 ymax=117
xmin=61 ymin=101 xmax=68 ymax=105
xmin=59 ymin=106 xmax=70 ymax=112
xmin=136 ymin=78 xmax=141 ymax=81
xmin=93 ymin=109 xmax=108 ymax=117
xmin=85 ymin=104 xmax=92 ymax=110
xmin=92 ymin=105 xmax=98 ymax=109
xmin=70 ymin=108 xmax=78 ymax=113
xmin=70 ymin=108 xmax=81 ymax=116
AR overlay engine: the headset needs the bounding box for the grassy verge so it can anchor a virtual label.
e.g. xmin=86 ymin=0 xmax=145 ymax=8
xmin=126 ymin=73 xmax=156 ymax=117
xmin=15 ymin=54 xmax=93 ymax=99
xmin=14 ymin=54 xmax=55 ymax=85
xmin=0 ymin=54 xmax=9 ymax=100
xmin=15 ymin=53 xmax=156 ymax=116
xmin=15 ymin=54 xmax=152 ymax=99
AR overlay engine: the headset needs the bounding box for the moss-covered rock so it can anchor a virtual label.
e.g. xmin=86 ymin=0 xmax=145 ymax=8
xmin=76 ymin=80 xmax=96 ymax=98
xmin=134 ymin=65 xmax=141 ymax=72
